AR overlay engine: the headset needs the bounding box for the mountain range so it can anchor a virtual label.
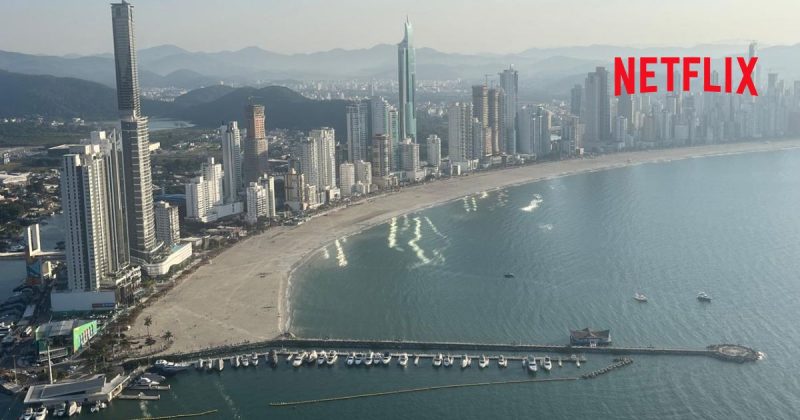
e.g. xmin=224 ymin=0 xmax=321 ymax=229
xmin=3 ymin=43 xmax=799 ymax=94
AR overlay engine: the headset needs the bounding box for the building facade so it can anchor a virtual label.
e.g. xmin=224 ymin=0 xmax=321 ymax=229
xmin=397 ymin=18 xmax=417 ymax=143
xmin=221 ymin=121 xmax=242 ymax=204
xmin=154 ymin=201 xmax=180 ymax=247
xmin=242 ymin=104 xmax=268 ymax=184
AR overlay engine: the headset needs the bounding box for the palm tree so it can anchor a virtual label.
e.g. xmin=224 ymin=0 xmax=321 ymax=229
xmin=144 ymin=315 xmax=153 ymax=338
xmin=162 ymin=330 xmax=173 ymax=342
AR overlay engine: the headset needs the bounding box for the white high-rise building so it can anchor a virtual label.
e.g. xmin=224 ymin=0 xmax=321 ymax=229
xmin=185 ymin=176 xmax=210 ymax=221
xmin=448 ymin=102 xmax=474 ymax=163
xmin=154 ymin=201 xmax=180 ymax=247
xmin=245 ymin=176 xmax=276 ymax=224
xmin=61 ymin=145 xmax=113 ymax=291
xmin=347 ymin=101 xmax=370 ymax=163
xmin=339 ymin=162 xmax=355 ymax=196
xmin=201 ymin=157 xmax=223 ymax=206
xmin=311 ymin=128 xmax=336 ymax=190
xmin=221 ymin=121 xmax=242 ymax=203
xmin=426 ymin=135 xmax=442 ymax=169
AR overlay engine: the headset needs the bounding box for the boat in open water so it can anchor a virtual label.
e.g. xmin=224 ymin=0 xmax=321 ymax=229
xmin=697 ymin=291 xmax=712 ymax=302
xmin=634 ymin=292 xmax=648 ymax=302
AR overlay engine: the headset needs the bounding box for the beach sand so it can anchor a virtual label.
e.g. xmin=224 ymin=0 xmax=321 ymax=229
xmin=130 ymin=140 xmax=800 ymax=355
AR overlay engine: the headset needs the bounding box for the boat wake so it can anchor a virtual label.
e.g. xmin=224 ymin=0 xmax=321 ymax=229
xmin=521 ymin=194 xmax=544 ymax=212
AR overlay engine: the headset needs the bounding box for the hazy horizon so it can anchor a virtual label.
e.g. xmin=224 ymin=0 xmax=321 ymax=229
xmin=1 ymin=0 xmax=798 ymax=56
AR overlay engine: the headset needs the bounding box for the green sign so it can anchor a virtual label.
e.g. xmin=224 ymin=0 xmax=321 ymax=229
xmin=72 ymin=321 xmax=98 ymax=353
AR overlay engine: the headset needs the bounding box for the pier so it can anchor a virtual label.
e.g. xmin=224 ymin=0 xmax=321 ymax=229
xmin=131 ymin=338 xmax=759 ymax=367
xmin=117 ymin=393 xmax=161 ymax=401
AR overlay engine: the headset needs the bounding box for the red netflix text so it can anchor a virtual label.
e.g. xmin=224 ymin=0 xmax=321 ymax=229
xmin=614 ymin=56 xmax=758 ymax=96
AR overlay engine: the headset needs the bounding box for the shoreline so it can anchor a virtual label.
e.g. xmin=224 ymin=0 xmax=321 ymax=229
xmin=130 ymin=139 xmax=800 ymax=356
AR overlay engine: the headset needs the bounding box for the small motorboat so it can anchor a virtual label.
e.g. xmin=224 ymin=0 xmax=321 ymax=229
xmin=398 ymin=353 xmax=409 ymax=367
xmin=697 ymin=291 xmax=712 ymax=302
xmin=542 ymin=356 xmax=552 ymax=371
xmin=292 ymin=352 xmax=307 ymax=367
xmin=317 ymin=351 xmax=328 ymax=366
xmin=20 ymin=407 xmax=34 ymax=420
xmin=498 ymin=355 xmax=508 ymax=368
xmin=355 ymin=353 xmax=364 ymax=365
xmin=250 ymin=353 xmax=259 ymax=366
xmin=634 ymin=293 xmax=648 ymax=302
xmin=67 ymin=401 xmax=79 ymax=416
xmin=576 ymin=358 xmax=581 ymax=368
xmin=443 ymin=354 xmax=454 ymax=368
xmin=217 ymin=358 xmax=224 ymax=371
xmin=196 ymin=359 xmax=204 ymax=370
xmin=326 ymin=350 xmax=338 ymax=365
xmin=460 ymin=354 xmax=471 ymax=369
xmin=241 ymin=356 xmax=249 ymax=367
xmin=373 ymin=352 xmax=383 ymax=365
xmin=525 ymin=355 xmax=538 ymax=373
xmin=89 ymin=401 xmax=106 ymax=413
xmin=364 ymin=351 xmax=374 ymax=366
xmin=346 ymin=353 xmax=356 ymax=366
xmin=504 ymin=272 xmax=515 ymax=278
xmin=231 ymin=356 xmax=239 ymax=368
xmin=433 ymin=353 xmax=443 ymax=367
xmin=307 ymin=350 xmax=318 ymax=365
xmin=558 ymin=358 xmax=563 ymax=367
xmin=414 ymin=354 xmax=420 ymax=366
xmin=382 ymin=352 xmax=392 ymax=365
xmin=286 ymin=353 xmax=295 ymax=364
xmin=268 ymin=350 xmax=278 ymax=367
xmin=32 ymin=406 xmax=47 ymax=420
xmin=53 ymin=402 xmax=66 ymax=417
xmin=478 ymin=354 xmax=489 ymax=369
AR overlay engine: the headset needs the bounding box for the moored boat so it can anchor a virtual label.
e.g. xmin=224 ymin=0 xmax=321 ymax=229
xmin=346 ymin=353 xmax=356 ymax=366
xmin=307 ymin=350 xmax=318 ymax=365
xmin=443 ymin=354 xmax=454 ymax=368
xmin=326 ymin=350 xmax=338 ymax=365
xmin=460 ymin=354 xmax=471 ymax=369
xmin=268 ymin=350 xmax=278 ymax=367
xmin=382 ymin=352 xmax=392 ymax=365
xmin=525 ymin=355 xmax=538 ymax=373
xmin=355 ymin=353 xmax=364 ymax=365
xmin=398 ymin=353 xmax=409 ymax=367
xmin=498 ymin=355 xmax=507 ymax=368
xmin=364 ymin=351 xmax=374 ymax=366
xmin=292 ymin=352 xmax=307 ymax=367
xmin=217 ymin=358 xmax=224 ymax=371
xmin=433 ymin=353 xmax=443 ymax=367
xmin=543 ymin=356 xmax=552 ymax=371
xmin=317 ymin=351 xmax=327 ymax=366
xmin=414 ymin=354 xmax=420 ymax=366
xmin=251 ymin=353 xmax=259 ymax=366
xmin=478 ymin=354 xmax=489 ymax=368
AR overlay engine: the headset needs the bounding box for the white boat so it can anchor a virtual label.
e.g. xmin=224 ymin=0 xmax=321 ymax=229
xmin=346 ymin=353 xmax=355 ymax=366
xmin=634 ymin=292 xmax=648 ymax=302
xmin=697 ymin=291 xmax=712 ymax=302
xmin=286 ymin=353 xmax=294 ymax=364
xmin=372 ymin=352 xmax=383 ymax=365
xmin=543 ymin=356 xmax=552 ymax=371
xmin=292 ymin=352 xmax=307 ymax=367
xmin=196 ymin=359 xmax=204 ymax=370
xmin=525 ymin=355 xmax=538 ymax=373
xmin=558 ymin=358 xmax=563 ymax=367
xmin=241 ymin=356 xmax=249 ymax=367
xmin=307 ymin=350 xmax=318 ymax=365
xmin=414 ymin=354 xmax=420 ymax=366
xmin=576 ymin=358 xmax=581 ymax=368
xmin=67 ymin=401 xmax=79 ymax=416
xmin=89 ymin=401 xmax=106 ymax=413
xmin=382 ymin=352 xmax=392 ymax=365
xmin=460 ymin=354 xmax=471 ymax=369
xmin=32 ymin=406 xmax=46 ymax=420
xmin=398 ymin=353 xmax=409 ymax=367
xmin=317 ymin=351 xmax=327 ymax=365
xmin=433 ymin=353 xmax=443 ymax=367
xmin=20 ymin=407 xmax=34 ymax=420
xmin=355 ymin=353 xmax=364 ymax=365
xmin=135 ymin=377 xmax=159 ymax=388
xmin=326 ymin=350 xmax=338 ymax=365
xmin=364 ymin=351 xmax=374 ymax=366
xmin=217 ymin=358 xmax=224 ymax=371
xmin=443 ymin=354 xmax=454 ymax=368
xmin=478 ymin=354 xmax=489 ymax=369
xmin=268 ymin=350 xmax=279 ymax=367
xmin=498 ymin=355 xmax=508 ymax=368
xmin=251 ymin=353 xmax=259 ymax=366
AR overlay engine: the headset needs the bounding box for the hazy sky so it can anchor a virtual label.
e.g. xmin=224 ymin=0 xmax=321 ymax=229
xmin=1 ymin=0 xmax=798 ymax=56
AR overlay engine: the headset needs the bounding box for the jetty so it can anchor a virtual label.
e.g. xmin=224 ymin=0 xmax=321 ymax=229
xmin=117 ymin=393 xmax=161 ymax=401
xmin=131 ymin=338 xmax=760 ymax=367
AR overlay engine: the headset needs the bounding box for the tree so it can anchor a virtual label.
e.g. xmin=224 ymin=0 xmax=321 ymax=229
xmin=161 ymin=330 xmax=173 ymax=342
xmin=144 ymin=315 xmax=152 ymax=338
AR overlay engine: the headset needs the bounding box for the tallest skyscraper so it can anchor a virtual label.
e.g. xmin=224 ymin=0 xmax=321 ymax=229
xmin=111 ymin=1 xmax=159 ymax=264
xmin=397 ymin=18 xmax=417 ymax=143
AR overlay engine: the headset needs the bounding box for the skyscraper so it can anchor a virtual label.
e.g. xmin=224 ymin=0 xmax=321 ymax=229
xmin=339 ymin=162 xmax=355 ymax=196
xmin=346 ymin=101 xmax=370 ymax=162
xmin=245 ymin=176 xmax=276 ymax=224
xmin=570 ymin=84 xmax=583 ymax=116
xmin=243 ymin=104 xmax=268 ymax=184
xmin=448 ymin=102 xmax=474 ymax=163
xmin=398 ymin=18 xmax=417 ymax=143
xmin=583 ymin=67 xmax=611 ymax=146
xmin=472 ymin=85 xmax=492 ymax=157
xmin=426 ymin=134 xmax=442 ymax=170
xmin=154 ymin=201 xmax=180 ymax=247
xmin=201 ymin=157 xmax=224 ymax=207
xmin=221 ymin=121 xmax=242 ymax=204
xmin=371 ymin=134 xmax=391 ymax=178
xmin=400 ymin=139 xmax=420 ymax=172
xmin=488 ymin=88 xmax=505 ymax=154
xmin=499 ymin=67 xmax=519 ymax=154
xmin=111 ymin=1 xmax=158 ymax=264
xmin=61 ymin=145 xmax=113 ymax=291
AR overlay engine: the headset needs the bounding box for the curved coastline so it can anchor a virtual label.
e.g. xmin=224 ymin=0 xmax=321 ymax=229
xmin=132 ymin=139 xmax=800 ymax=356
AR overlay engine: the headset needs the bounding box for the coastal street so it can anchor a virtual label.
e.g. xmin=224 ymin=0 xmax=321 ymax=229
xmin=129 ymin=139 xmax=800 ymax=355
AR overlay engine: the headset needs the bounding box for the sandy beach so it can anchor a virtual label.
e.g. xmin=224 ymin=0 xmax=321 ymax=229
xmin=130 ymin=139 xmax=800 ymax=355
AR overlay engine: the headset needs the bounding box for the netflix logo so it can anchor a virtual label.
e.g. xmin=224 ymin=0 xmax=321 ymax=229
xmin=614 ymin=57 xmax=758 ymax=96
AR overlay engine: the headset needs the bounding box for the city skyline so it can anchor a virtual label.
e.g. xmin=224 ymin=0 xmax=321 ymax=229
xmin=1 ymin=0 xmax=799 ymax=56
